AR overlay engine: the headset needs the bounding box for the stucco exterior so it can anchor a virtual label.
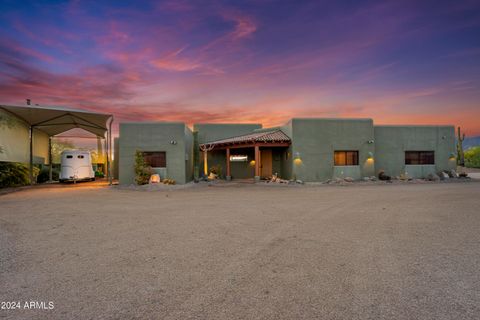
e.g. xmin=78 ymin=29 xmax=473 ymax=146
xmin=117 ymin=118 xmax=456 ymax=184
xmin=118 ymin=122 xmax=193 ymax=185
xmin=290 ymin=118 xmax=375 ymax=182
xmin=374 ymin=125 xmax=456 ymax=178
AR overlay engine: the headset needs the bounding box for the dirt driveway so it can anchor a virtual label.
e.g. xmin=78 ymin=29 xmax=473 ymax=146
xmin=1 ymin=181 xmax=480 ymax=319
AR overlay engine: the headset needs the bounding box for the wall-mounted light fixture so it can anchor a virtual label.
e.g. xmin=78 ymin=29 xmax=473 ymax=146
xmin=367 ymin=140 xmax=374 ymax=144
xmin=366 ymin=151 xmax=374 ymax=163
xmin=449 ymin=152 xmax=456 ymax=160
xmin=170 ymin=140 xmax=177 ymax=145
xmin=293 ymin=152 xmax=302 ymax=165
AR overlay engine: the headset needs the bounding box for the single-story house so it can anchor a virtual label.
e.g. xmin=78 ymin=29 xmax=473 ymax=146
xmin=117 ymin=118 xmax=456 ymax=184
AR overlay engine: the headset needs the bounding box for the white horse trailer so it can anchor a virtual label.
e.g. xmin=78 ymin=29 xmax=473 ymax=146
xmin=59 ymin=150 xmax=95 ymax=182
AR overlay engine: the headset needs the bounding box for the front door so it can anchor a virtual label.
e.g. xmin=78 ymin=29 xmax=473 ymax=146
xmin=260 ymin=149 xmax=272 ymax=178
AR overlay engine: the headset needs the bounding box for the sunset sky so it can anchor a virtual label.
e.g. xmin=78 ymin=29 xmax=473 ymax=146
xmin=0 ymin=0 xmax=479 ymax=135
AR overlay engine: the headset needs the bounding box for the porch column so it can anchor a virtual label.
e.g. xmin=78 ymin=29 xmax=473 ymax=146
xmin=203 ymin=150 xmax=208 ymax=176
xmin=48 ymin=137 xmax=53 ymax=183
xmin=254 ymin=145 xmax=260 ymax=182
xmin=226 ymin=148 xmax=231 ymax=180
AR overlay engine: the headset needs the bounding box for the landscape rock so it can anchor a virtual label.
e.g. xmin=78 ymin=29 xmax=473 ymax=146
xmin=426 ymin=173 xmax=440 ymax=181
xmin=344 ymin=177 xmax=354 ymax=182
xmin=378 ymin=170 xmax=391 ymax=181
xmin=449 ymin=169 xmax=459 ymax=178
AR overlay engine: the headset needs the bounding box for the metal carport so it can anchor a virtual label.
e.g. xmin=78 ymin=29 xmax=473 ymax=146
xmin=0 ymin=103 xmax=113 ymax=185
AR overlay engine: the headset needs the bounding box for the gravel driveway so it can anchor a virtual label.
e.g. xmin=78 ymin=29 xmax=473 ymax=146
xmin=1 ymin=182 xmax=480 ymax=319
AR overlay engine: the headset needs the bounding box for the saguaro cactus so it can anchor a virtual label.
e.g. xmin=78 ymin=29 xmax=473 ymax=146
xmin=457 ymin=126 xmax=465 ymax=167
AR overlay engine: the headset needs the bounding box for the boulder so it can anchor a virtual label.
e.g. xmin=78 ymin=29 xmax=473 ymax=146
xmin=378 ymin=170 xmax=391 ymax=181
xmin=344 ymin=177 xmax=354 ymax=182
xmin=449 ymin=169 xmax=459 ymax=178
xmin=439 ymin=172 xmax=449 ymax=180
xmin=426 ymin=173 xmax=440 ymax=181
xmin=459 ymin=172 xmax=468 ymax=178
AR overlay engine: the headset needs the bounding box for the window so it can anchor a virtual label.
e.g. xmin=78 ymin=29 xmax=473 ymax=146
xmin=66 ymin=155 xmax=73 ymax=159
xmin=230 ymin=155 xmax=248 ymax=162
xmin=334 ymin=151 xmax=359 ymax=166
xmin=405 ymin=151 xmax=434 ymax=165
xmin=143 ymin=151 xmax=166 ymax=167
xmin=77 ymin=155 xmax=84 ymax=159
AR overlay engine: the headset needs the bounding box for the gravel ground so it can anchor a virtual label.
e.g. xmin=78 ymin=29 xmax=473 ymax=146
xmin=1 ymin=181 xmax=480 ymax=319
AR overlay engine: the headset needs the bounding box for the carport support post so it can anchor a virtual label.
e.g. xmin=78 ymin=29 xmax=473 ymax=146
xmin=48 ymin=137 xmax=53 ymax=183
xmin=254 ymin=145 xmax=260 ymax=182
xmin=29 ymin=126 xmax=34 ymax=185
xmin=226 ymin=148 xmax=231 ymax=180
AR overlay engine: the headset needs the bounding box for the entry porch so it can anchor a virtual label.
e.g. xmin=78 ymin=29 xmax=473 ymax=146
xmin=199 ymin=129 xmax=291 ymax=181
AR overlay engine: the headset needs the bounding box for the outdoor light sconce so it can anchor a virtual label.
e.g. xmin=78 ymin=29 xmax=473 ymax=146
xmin=293 ymin=152 xmax=302 ymax=165
xmin=367 ymin=140 xmax=374 ymax=144
xmin=449 ymin=152 xmax=456 ymax=160
xmin=367 ymin=152 xmax=374 ymax=159
xmin=170 ymin=140 xmax=177 ymax=145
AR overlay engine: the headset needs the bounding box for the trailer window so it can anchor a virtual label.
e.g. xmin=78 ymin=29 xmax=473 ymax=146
xmin=66 ymin=155 xmax=73 ymax=159
xmin=78 ymin=155 xmax=84 ymax=159
xmin=143 ymin=152 xmax=166 ymax=168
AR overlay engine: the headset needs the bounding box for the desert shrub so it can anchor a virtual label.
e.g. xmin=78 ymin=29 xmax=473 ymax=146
xmin=37 ymin=168 xmax=59 ymax=183
xmin=0 ymin=162 xmax=39 ymax=187
xmin=465 ymin=147 xmax=480 ymax=168
xmin=95 ymin=171 xmax=104 ymax=178
xmin=134 ymin=150 xmax=154 ymax=185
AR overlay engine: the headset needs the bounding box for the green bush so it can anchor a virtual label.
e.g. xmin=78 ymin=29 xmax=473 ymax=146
xmin=465 ymin=147 xmax=480 ymax=168
xmin=95 ymin=171 xmax=104 ymax=178
xmin=37 ymin=168 xmax=59 ymax=183
xmin=0 ymin=162 xmax=39 ymax=188
xmin=134 ymin=150 xmax=153 ymax=185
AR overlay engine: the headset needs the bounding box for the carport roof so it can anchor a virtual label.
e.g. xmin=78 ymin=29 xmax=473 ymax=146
xmin=0 ymin=103 xmax=112 ymax=137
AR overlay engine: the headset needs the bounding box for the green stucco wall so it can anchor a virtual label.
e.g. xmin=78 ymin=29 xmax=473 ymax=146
xmin=0 ymin=109 xmax=49 ymax=164
xmin=374 ymin=126 xmax=456 ymax=178
xmin=118 ymin=122 xmax=190 ymax=184
xmin=290 ymin=118 xmax=375 ymax=181
xmin=194 ymin=123 xmax=262 ymax=144
xmin=116 ymin=119 xmax=457 ymax=183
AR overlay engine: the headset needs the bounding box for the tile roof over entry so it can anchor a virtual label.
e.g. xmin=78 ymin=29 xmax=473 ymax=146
xmin=200 ymin=129 xmax=291 ymax=149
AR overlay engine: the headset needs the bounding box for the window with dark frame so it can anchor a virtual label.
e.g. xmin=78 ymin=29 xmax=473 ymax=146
xmin=143 ymin=151 xmax=166 ymax=168
xmin=334 ymin=151 xmax=359 ymax=166
xmin=405 ymin=151 xmax=434 ymax=165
